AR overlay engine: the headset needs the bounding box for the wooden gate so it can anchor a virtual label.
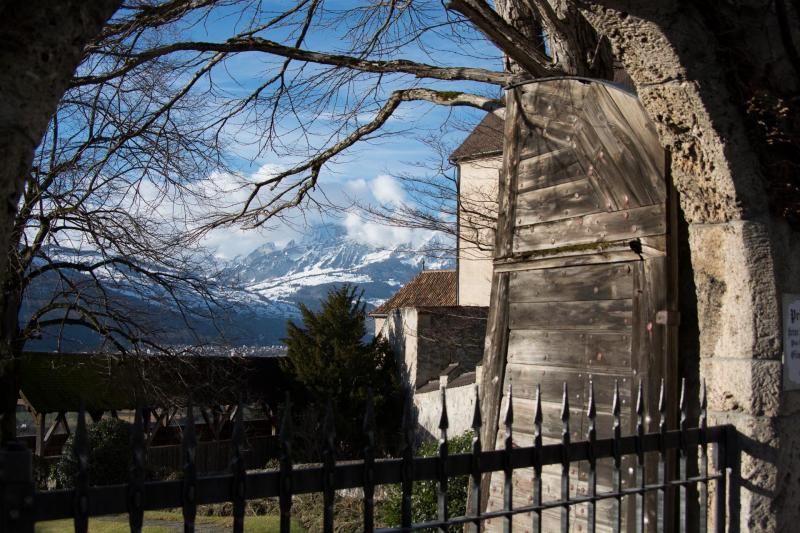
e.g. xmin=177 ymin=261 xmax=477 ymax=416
xmin=483 ymin=78 xmax=677 ymax=532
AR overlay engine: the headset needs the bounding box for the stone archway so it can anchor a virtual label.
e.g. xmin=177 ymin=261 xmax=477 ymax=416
xmin=515 ymin=4 xmax=800 ymax=531
xmin=581 ymin=7 xmax=799 ymax=532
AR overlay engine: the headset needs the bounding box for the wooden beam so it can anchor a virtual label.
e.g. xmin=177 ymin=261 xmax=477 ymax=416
xmin=478 ymin=88 xmax=522 ymax=511
xmin=146 ymin=407 xmax=170 ymax=447
xmin=43 ymin=412 xmax=68 ymax=445
xmin=35 ymin=412 xmax=46 ymax=456
xmin=478 ymin=271 xmax=511 ymax=512
xmin=493 ymin=89 xmax=523 ymax=261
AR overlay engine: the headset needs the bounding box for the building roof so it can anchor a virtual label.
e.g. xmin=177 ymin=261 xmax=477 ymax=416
xmin=19 ymin=353 xmax=137 ymax=414
xmin=18 ymin=352 xmax=283 ymax=413
xmin=370 ymin=269 xmax=457 ymax=316
xmin=449 ymin=113 xmax=504 ymax=162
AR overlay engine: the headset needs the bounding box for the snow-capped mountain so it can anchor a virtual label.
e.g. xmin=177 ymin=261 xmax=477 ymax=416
xmin=223 ymin=224 xmax=453 ymax=314
xmin=22 ymin=224 xmax=454 ymax=350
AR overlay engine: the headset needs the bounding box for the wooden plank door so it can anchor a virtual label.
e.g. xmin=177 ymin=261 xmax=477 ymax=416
xmin=483 ymin=79 xmax=675 ymax=533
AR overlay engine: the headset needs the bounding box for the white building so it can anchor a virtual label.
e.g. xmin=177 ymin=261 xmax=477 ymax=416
xmin=451 ymin=112 xmax=503 ymax=307
xmin=370 ymin=114 xmax=503 ymax=438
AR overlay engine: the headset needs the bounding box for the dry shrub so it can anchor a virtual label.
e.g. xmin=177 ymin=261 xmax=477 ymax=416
xmin=290 ymin=492 xmax=365 ymax=532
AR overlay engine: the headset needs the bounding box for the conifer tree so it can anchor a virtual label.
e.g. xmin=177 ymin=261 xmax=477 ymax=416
xmin=284 ymin=284 xmax=402 ymax=457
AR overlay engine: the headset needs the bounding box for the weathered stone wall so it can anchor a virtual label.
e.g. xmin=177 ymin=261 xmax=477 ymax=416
xmin=382 ymin=307 xmax=419 ymax=388
xmin=414 ymin=381 xmax=478 ymax=441
xmin=381 ymin=306 xmax=488 ymax=392
xmin=382 ymin=306 xmax=487 ymax=440
xmin=416 ymin=307 xmax=489 ymax=387
xmin=571 ymin=2 xmax=800 ymax=530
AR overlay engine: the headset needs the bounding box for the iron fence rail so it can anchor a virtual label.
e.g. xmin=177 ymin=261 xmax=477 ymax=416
xmin=1 ymin=379 xmax=736 ymax=533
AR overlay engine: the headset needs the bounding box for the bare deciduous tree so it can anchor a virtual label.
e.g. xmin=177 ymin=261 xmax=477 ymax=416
xmin=68 ymin=1 xmax=510 ymax=233
xmin=1 ymin=3 xmax=797 ymax=480
xmin=0 ymin=0 xmax=121 ymax=441
xmin=15 ymin=53 xmax=231 ymax=355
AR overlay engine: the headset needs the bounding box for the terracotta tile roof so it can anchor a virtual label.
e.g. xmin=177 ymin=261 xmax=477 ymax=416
xmin=370 ymin=269 xmax=457 ymax=316
xmin=449 ymin=113 xmax=504 ymax=162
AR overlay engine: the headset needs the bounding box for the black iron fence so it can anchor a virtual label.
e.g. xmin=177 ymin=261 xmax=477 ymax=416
xmin=0 ymin=379 xmax=737 ymax=532
xmin=29 ymin=435 xmax=278 ymax=476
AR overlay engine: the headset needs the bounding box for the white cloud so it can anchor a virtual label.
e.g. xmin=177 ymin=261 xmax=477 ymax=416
xmin=195 ymin=162 xmax=286 ymax=209
xmin=189 ymin=163 xmax=311 ymax=259
xmin=370 ymin=174 xmax=405 ymax=206
xmin=200 ymin=226 xmax=280 ymax=259
xmin=346 ymin=178 xmax=368 ymax=192
xmin=102 ymin=162 xmax=435 ymax=260
xmin=343 ymin=212 xmax=434 ymax=249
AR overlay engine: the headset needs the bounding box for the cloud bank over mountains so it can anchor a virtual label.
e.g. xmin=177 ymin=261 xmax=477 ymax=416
xmin=199 ymin=165 xmax=437 ymax=259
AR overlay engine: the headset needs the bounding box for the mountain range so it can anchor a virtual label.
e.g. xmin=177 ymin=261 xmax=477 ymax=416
xmin=226 ymin=224 xmax=451 ymax=312
xmin=22 ymin=224 xmax=453 ymax=351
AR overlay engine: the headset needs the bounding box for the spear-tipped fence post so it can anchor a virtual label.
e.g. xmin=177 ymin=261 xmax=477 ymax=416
xmin=714 ymin=430 xmax=728 ymax=533
xmin=635 ymin=381 xmax=645 ymax=533
xmin=437 ymin=387 xmax=449 ymax=532
xmin=401 ymin=391 xmax=414 ymax=531
xmin=363 ymin=390 xmax=376 ymax=533
xmin=657 ymin=379 xmax=666 ymax=533
xmin=699 ymin=380 xmax=708 ymax=533
xmin=532 ymin=384 xmax=543 ymax=533
xmin=279 ymin=394 xmax=293 ymax=533
xmin=503 ymin=383 xmax=514 ymax=533
xmin=612 ymin=380 xmax=622 ymax=533
xmin=183 ymin=401 xmax=197 ymax=533
xmin=129 ymin=406 xmax=146 ymax=533
xmin=714 ymin=386 xmax=728 ymax=533
xmin=587 ymin=381 xmax=597 ymax=533
xmin=231 ymin=401 xmax=246 ymax=533
xmin=678 ymin=379 xmax=688 ymax=533
xmin=322 ymin=402 xmax=336 ymax=533
xmin=560 ymin=383 xmax=570 ymax=533
xmin=73 ymin=404 xmax=89 ymax=533
xmin=468 ymin=385 xmax=482 ymax=533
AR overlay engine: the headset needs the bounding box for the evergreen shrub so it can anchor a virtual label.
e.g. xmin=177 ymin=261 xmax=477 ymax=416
xmin=381 ymin=432 xmax=473 ymax=531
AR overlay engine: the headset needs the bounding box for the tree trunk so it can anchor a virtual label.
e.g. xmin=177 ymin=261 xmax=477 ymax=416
xmin=0 ymin=1 xmax=120 ymax=443
xmin=0 ymin=284 xmax=22 ymax=441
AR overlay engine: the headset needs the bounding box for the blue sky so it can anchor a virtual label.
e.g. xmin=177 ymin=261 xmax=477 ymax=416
xmin=168 ymin=1 xmax=504 ymax=258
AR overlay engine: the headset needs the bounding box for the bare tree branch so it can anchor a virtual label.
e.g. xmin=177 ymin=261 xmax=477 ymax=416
xmin=72 ymin=36 xmax=509 ymax=88
xmin=523 ymin=0 xmax=613 ymax=77
xmin=446 ymin=0 xmax=560 ymax=77
xmin=201 ymin=88 xmax=503 ymax=229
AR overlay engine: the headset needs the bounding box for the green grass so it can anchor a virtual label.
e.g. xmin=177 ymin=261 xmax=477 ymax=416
xmin=36 ymin=511 xmax=305 ymax=532
xmin=35 ymin=519 xmax=172 ymax=533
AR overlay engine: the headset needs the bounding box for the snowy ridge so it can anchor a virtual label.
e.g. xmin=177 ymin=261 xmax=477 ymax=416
xmin=223 ymin=223 xmax=453 ymax=313
xmin=24 ymin=224 xmax=454 ymax=348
